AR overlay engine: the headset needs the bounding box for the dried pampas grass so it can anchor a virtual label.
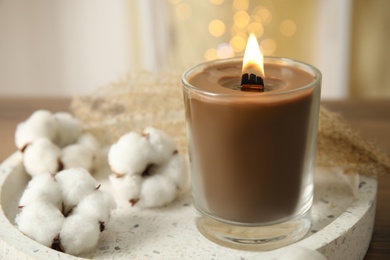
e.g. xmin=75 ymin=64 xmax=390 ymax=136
xmin=71 ymin=71 xmax=187 ymax=154
xmin=317 ymin=106 xmax=390 ymax=176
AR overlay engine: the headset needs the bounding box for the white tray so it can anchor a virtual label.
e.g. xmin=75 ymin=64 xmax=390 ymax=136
xmin=0 ymin=152 xmax=377 ymax=259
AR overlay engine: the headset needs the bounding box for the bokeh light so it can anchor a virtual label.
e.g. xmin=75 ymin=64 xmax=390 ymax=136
xmin=230 ymin=24 xmax=245 ymax=35
xmin=217 ymin=43 xmax=234 ymax=58
xmin=260 ymin=38 xmax=277 ymax=55
xmin=248 ymin=22 xmax=264 ymax=38
xmin=280 ymin=19 xmax=297 ymax=37
xmin=233 ymin=11 xmax=250 ymax=28
xmin=253 ymin=6 xmax=272 ymax=25
xmin=233 ymin=0 xmax=249 ymax=11
xmin=230 ymin=34 xmax=247 ymax=52
xmin=204 ymin=48 xmax=218 ymax=61
xmin=173 ymin=1 xmax=287 ymax=60
xmin=208 ymin=19 xmax=226 ymax=37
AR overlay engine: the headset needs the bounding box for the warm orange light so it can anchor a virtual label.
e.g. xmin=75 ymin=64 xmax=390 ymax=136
xmin=242 ymin=33 xmax=264 ymax=79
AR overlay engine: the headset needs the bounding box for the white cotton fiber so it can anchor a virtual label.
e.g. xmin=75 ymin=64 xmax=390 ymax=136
xmin=19 ymin=173 xmax=62 ymax=209
xmin=108 ymin=132 xmax=153 ymax=175
xmin=54 ymin=168 xmax=97 ymax=213
xmin=15 ymin=202 xmax=64 ymax=247
xmin=76 ymin=133 xmax=100 ymax=156
xmin=109 ymin=174 xmax=142 ymax=203
xmin=61 ymin=144 xmax=94 ymax=171
xmin=15 ymin=110 xmax=57 ymax=150
xmin=59 ymin=214 xmax=100 ymax=255
xmin=108 ymin=128 xmax=189 ymax=208
xmin=75 ymin=133 xmax=101 ymax=171
xmin=72 ymin=189 xmax=116 ymax=224
xmin=138 ymin=174 xmax=177 ymax=208
xmin=143 ymin=127 xmax=177 ymax=164
xmin=159 ymin=153 xmax=189 ymax=192
xmin=23 ymin=138 xmax=61 ymax=176
xmin=53 ymin=112 xmax=83 ymax=148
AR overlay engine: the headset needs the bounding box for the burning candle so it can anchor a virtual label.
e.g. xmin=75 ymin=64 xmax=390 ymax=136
xmin=182 ymin=34 xmax=321 ymax=250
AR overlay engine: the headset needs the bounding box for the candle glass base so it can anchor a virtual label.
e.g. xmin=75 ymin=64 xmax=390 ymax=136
xmin=195 ymin=209 xmax=311 ymax=251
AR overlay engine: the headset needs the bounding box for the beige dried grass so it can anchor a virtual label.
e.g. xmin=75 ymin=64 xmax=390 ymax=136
xmin=71 ymin=72 xmax=390 ymax=177
xmin=317 ymin=106 xmax=390 ymax=176
xmin=71 ymin=71 xmax=188 ymax=154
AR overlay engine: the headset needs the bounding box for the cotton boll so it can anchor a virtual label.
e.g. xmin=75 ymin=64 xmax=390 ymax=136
xmin=159 ymin=153 xmax=189 ymax=192
xmin=53 ymin=112 xmax=83 ymax=148
xmin=143 ymin=127 xmax=177 ymax=164
xmin=108 ymin=132 xmax=153 ymax=175
xmin=76 ymin=133 xmax=101 ymax=172
xmin=19 ymin=173 xmax=62 ymax=209
xmin=59 ymin=214 xmax=100 ymax=255
xmin=23 ymin=138 xmax=61 ymax=177
xmin=109 ymin=174 xmax=142 ymax=204
xmin=77 ymin=133 xmax=100 ymax=155
xmin=54 ymin=168 xmax=98 ymax=214
xmin=61 ymin=144 xmax=94 ymax=171
xmin=72 ymin=189 xmax=116 ymax=226
xmin=138 ymin=175 xmax=177 ymax=208
xmin=108 ymin=128 xmax=184 ymax=208
xmin=15 ymin=202 xmax=64 ymax=247
xmin=15 ymin=110 xmax=57 ymax=150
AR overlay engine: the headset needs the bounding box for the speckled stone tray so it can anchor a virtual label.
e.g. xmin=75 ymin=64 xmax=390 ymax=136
xmin=0 ymin=152 xmax=377 ymax=259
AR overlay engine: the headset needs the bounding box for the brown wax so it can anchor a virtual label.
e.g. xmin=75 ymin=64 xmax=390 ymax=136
xmin=185 ymin=60 xmax=317 ymax=224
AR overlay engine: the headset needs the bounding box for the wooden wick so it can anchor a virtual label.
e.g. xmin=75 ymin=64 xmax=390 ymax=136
xmin=240 ymin=73 xmax=264 ymax=92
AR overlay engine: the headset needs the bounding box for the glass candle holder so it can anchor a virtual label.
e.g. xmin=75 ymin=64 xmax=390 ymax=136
xmin=182 ymin=57 xmax=321 ymax=251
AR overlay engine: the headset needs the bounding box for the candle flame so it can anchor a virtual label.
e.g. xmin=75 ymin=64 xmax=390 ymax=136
xmin=242 ymin=34 xmax=264 ymax=79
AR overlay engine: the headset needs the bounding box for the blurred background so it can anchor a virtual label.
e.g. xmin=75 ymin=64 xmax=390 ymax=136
xmin=0 ymin=0 xmax=389 ymax=99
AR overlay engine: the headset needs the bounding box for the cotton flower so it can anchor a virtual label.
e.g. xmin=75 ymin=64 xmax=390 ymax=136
xmin=142 ymin=127 xmax=177 ymax=164
xmin=60 ymin=144 xmax=94 ymax=171
xmin=53 ymin=112 xmax=83 ymax=148
xmin=13 ymin=111 xmax=108 ymax=255
xmin=138 ymin=174 xmax=177 ymax=208
xmin=15 ymin=110 xmax=57 ymax=151
xmin=18 ymin=173 xmax=62 ymax=209
xmin=159 ymin=152 xmax=189 ymax=192
xmin=23 ymin=138 xmax=61 ymax=177
xmin=109 ymin=128 xmax=189 ymax=208
xmin=15 ymin=202 xmax=64 ymax=247
xmin=109 ymin=174 xmax=142 ymax=205
xmin=75 ymin=133 xmax=101 ymax=172
xmin=76 ymin=133 xmax=100 ymax=156
xmin=15 ymin=110 xmax=101 ymax=175
xmin=108 ymin=132 xmax=153 ymax=175
xmin=54 ymin=168 xmax=98 ymax=214
xmin=136 ymin=153 xmax=188 ymax=207
xmin=72 ymin=189 xmax=116 ymax=231
xmin=59 ymin=214 xmax=100 ymax=255
xmin=16 ymin=166 xmax=116 ymax=256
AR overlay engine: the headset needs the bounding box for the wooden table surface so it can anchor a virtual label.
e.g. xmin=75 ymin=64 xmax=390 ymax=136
xmin=0 ymin=98 xmax=389 ymax=259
